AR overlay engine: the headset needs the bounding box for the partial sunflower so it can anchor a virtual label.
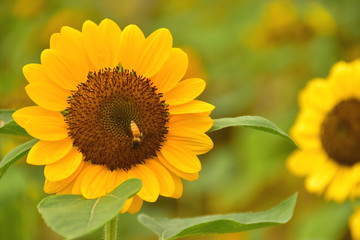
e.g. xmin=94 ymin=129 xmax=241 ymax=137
xmin=350 ymin=207 xmax=360 ymax=240
xmin=13 ymin=19 xmax=214 ymax=214
xmin=287 ymin=60 xmax=360 ymax=203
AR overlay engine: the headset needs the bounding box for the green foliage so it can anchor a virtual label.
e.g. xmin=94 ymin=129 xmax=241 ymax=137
xmin=0 ymin=139 xmax=38 ymax=178
xmin=138 ymin=193 xmax=297 ymax=240
xmin=210 ymin=116 xmax=296 ymax=146
xmin=0 ymin=110 xmax=29 ymax=137
xmin=37 ymin=178 xmax=142 ymax=239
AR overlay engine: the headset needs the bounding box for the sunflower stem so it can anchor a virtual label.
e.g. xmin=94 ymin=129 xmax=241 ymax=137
xmin=105 ymin=215 xmax=118 ymax=240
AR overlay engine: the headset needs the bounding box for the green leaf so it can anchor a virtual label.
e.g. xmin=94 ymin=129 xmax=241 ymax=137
xmin=38 ymin=178 xmax=143 ymax=239
xmin=0 ymin=139 xmax=38 ymax=178
xmin=138 ymin=193 xmax=297 ymax=240
xmin=209 ymin=116 xmax=295 ymax=146
xmin=0 ymin=110 xmax=30 ymax=136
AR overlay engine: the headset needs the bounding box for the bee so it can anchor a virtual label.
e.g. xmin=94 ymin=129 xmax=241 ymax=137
xmin=130 ymin=120 xmax=142 ymax=149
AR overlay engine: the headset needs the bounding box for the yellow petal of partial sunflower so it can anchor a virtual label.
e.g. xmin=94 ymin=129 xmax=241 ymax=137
xmin=80 ymin=164 xmax=109 ymax=199
xmin=167 ymin=170 xmax=183 ymax=199
xmin=160 ymin=143 xmax=201 ymax=173
xmin=40 ymin=49 xmax=81 ymax=91
xmin=305 ymin=158 xmax=337 ymax=194
xmin=82 ymin=20 xmax=111 ymax=70
xmin=349 ymin=208 xmax=360 ymax=240
xmin=166 ymin=129 xmax=213 ymax=155
xmin=56 ymin=180 xmax=76 ymax=195
xmin=163 ymin=78 xmax=205 ymax=105
xmin=23 ymin=64 xmax=52 ymax=85
xmin=72 ymin=162 xmax=92 ymax=195
xmin=44 ymin=147 xmax=83 ymax=181
xmin=12 ymin=106 xmax=62 ymax=128
xmin=145 ymin=159 xmax=176 ymax=197
xmin=120 ymin=197 xmax=133 ymax=214
xmin=99 ymin=18 xmax=122 ymax=68
xmin=118 ymin=24 xmax=145 ymax=71
xmin=299 ymin=78 xmax=336 ymax=113
xmin=127 ymin=195 xmax=143 ymax=214
xmin=325 ymin=167 xmax=354 ymax=203
xmin=25 ymin=116 xmax=68 ymax=141
xmin=128 ymin=164 xmax=159 ymax=202
xmin=329 ymin=61 xmax=355 ymax=100
xmin=286 ymin=150 xmax=327 ymax=177
xmin=169 ymin=100 xmax=215 ymax=115
xmin=135 ymin=28 xmax=173 ymax=78
xmin=50 ymin=29 xmax=92 ymax=77
xmin=25 ymin=83 xmax=70 ymax=111
xmin=105 ymin=170 xmax=118 ymax=193
xmin=151 ymin=48 xmax=188 ymax=93
xmin=168 ymin=113 xmax=214 ymax=133
xmin=44 ymin=160 xmax=84 ymax=194
xmin=156 ymin=154 xmax=199 ymax=181
xmin=27 ymin=138 xmax=73 ymax=165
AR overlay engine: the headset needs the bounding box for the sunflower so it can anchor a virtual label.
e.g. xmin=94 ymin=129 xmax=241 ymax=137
xmin=287 ymin=60 xmax=360 ymax=203
xmin=12 ymin=19 xmax=214 ymax=214
xmin=350 ymin=207 xmax=360 ymax=240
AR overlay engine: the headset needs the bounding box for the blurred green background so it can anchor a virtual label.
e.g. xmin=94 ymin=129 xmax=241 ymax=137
xmin=0 ymin=0 xmax=359 ymax=239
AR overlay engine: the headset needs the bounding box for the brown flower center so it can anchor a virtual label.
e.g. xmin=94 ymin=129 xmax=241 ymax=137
xmin=66 ymin=68 xmax=169 ymax=171
xmin=320 ymin=98 xmax=360 ymax=166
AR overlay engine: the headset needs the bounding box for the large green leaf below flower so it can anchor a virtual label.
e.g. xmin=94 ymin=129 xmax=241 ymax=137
xmin=210 ymin=115 xmax=296 ymax=146
xmin=0 ymin=110 xmax=30 ymax=137
xmin=37 ymin=178 xmax=142 ymax=239
xmin=138 ymin=193 xmax=297 ymax=240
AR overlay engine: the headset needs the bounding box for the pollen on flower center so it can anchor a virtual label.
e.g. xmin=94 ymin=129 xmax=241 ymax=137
xmin=66 ymin=68 xmax=169 ymax=171
xmin=320 ymin=98 xmax=360 ymax=166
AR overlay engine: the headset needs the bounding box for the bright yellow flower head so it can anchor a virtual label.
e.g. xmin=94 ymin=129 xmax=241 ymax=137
xmin=13 ymin=19 xmax=214 ymax=214
xmin=287 ymin=60 xmax=360 ymax=203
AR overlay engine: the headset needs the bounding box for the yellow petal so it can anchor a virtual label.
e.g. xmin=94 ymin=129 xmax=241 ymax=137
xmin=166 ymin=129 xmax=213 ymax=155
xmin=82 ymin=20 xmax=111 ymax=70
xmin=304 ymin=158 xmax=337 ymax=194
xmin=120 ymin=198 xmax=133 ymax=214
xmin=80 ymin=164 xmax=109 ymax=199
xmin=286 ymin=150 xmax=326 ymax=177
xmin=135 ymin=28 xmax=173 ymax=78
xmin=168 ymin=113 xmax=214 ymax=133
xmin=163 ymin=78 xmax=205 ymax=105
xmin=44 ymin=147 xmax=83 ymax=181
xmin=27 ymin=138 xmax=73 ymax=165
xmin=23 ymin=64 xmax=52 ymax=85
xmin=25 ymin=83 xmax=70 ymax=111
xmin=329 ymin=61 xmax=357 ymax=100
xmin=105 ymin=170 xmax=118 ymax=193
xmin=127 ymin=195 xmax=143 ymax=214
xmin=25 ymin=116 xmax=68 ymax=141
xmin=118 ymin=24 xmax=145 ymax=71
xmin=99 ymin=18 xmax=122 ymax=68
xmin=128 ymin=164 xmax=159 ymax=202
xmin=56 ymin=180 xmax=76 ymax=195
xmin=72 ymin=162 xmax=92 ymax=195
xmin=50 ymin=28 xmax=92 ymax=76
xmin=40 ymin=49 xmax=81 ymax=90
xmin=299 ymin=78 xmax=336 ymax=113
xmin=44 ymin=160 xmax=84 ymax=194
xmin=12 ymin=106 xmax=62 ymax=128
xmin=169 ymin=100 xmax=215 ymax=115
xmin=160 ymin=143 xmax=201 ymax=173
xmin=156 ymin=155 xmax=199 ymax=181
xmin=350 ymin=208 xmax=360 ymax=240
xmin=145 ymin=159 xmax=175 ymax=197
xmin=168 ymin=170 xmax=183 ymax=199
xmin=151 ymin=48 xmax=188 ymax=92
xmin=325 ymin=167 xmax=354 ymax=203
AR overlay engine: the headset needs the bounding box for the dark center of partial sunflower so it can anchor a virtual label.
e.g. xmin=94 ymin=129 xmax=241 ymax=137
xmin=66 ymin=68 xmax=169 ymax=171
xmin=320 ymin=98 xmax=360 ymax=166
